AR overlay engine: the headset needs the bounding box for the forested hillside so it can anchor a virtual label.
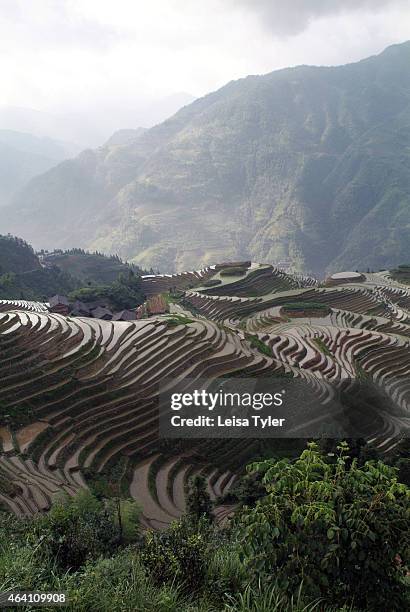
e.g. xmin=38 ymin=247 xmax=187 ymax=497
xmin=0 ymin=236 xmax=145 ymax=302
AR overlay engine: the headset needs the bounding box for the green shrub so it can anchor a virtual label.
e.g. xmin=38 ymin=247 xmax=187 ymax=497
xmin=220 ymin=470 xmax=267 ymax=506
xmin=140 ymin=516 xmax=211 ymax=591
xmin=29 ymin=491 xmax=123 ymax=571
xmin=186 ymin=475 xmax=213 ymax=524
xmin=61 ymin=550 xmax=189 ymax=612
xmin=248 ymin=335 xmax=273 ymax=357
xmin=165 ymin=314 xmax=194 ymax=326
xmin=237 ymin=442 xmax=409 ymax=611
xmin=69 ymin=270 xmax=144 ymax=309
xmin=205 ymin=545 xmax=247 ymax=600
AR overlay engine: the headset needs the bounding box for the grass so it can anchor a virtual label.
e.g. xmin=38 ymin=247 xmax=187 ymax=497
xmin=164 ymin=314 xmax=194 ymax=326
xmin=162 ymin=291 xmax=184 ymax=305
xmin=247 ymin=334 xmax=274 ymax=357
xmin=0 ymin=545 xmax=361 ymax=612
xmin=313 ymin=338 xmax=332 ymax=357
xmin=353 ymin=360 xmax=370 ymax=381
xmin=225 ymin=582 xmax=323 ymax=612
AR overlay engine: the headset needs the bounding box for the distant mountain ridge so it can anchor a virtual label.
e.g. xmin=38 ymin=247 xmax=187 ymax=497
xmin=0 ymin=130 xmax=81 ymax=207
xmin=2 ymin=42 xmax=410 ymax=274
xmin=0 ymin=94 xmax=195 ymax=148
xmin=103 ymin=128 xmax=147 ymax=148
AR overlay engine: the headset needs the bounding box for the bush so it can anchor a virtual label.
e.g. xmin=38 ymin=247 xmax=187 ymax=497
xmin=69 ymin=270 xmax=144 ymax=310
xmin=140 ymin=516 xmax=211 ymax=591
xmin=64 ymin=550 xmax=188 ymax=612
xmin=186 ymin=475 xmax=213 ymax=524
xmin=237 ymin=442 xmax=409 ymax=611
xmin=248 ymin=335 xmax=274 ymax=357
xmin=224 ymin=581 xmax=322 ymax=612
xmin=29 ymin=492 xmax=123 ymax=571
xmin=205 ymin=544 xmax=247 ymax=600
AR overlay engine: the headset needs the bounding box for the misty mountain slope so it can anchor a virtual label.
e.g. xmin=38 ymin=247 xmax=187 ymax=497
xmin=0 ymin=130 xmax=81 ymax=207
xmin=0 ymin=134 xmax=78 ymax=208
xmin=103 ymin=127 xmax=147 ymax=147
xmin=3 ymin=42 xmax=410 ymax=274
xmin=0 ymin=94 xmax=195 ymax=147
xmin=0 ymin=129 xmax=80 ymax=160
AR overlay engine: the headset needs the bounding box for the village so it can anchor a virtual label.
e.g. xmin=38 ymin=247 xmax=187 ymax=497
xmin=47 ymin=292 xmax=169 ymax=321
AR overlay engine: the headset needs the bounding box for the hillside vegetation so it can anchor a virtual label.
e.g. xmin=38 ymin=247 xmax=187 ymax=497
xmin=0 ymin=235 xmax=76 ymax=300
xmin=0 ymin=235 xmax=40 ymax=274
xmin=42 ymin=249 xmax=145 ymax=284
xmin=0 ymin=236 xmax=145 ymax=302
xmin=0 ymin=445 xmax=408 ymax=611
xmin=2 ymin=42 xmax=410 ymax=274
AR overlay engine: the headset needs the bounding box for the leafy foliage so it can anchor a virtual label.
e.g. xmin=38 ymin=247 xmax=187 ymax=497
xmin=140 ymin=515 xmax=211 ymax=591
xmin=0 ymin=447 xmax=409 ymax=610
xmin=29 ymin=491 xmax=124 ymax=571
xmin=237 ymin=442 xmax=409 ymax=610
xmin=69 ymin=270 xmax=145 ymax=309
xmin=0 ymin=234 xmax=39 ymax=274
xmin=42 ymin=248 xmax=145 ymax=284
xmin=186 ymin=475 xmax=214 ymax=524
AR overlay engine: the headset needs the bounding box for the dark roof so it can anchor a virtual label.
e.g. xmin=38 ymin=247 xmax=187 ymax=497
xmin=49 ymin=294 xmax=70 ymax=307
xmin=84 ymin=300 xmax=109 ymax=310
xmin=112 ymin=310 xmax=137 ymax=321
xmin=91 ymin=306 xmax=113 ymax=320
xmin=72 ymin=300 xmax=90 ymax=314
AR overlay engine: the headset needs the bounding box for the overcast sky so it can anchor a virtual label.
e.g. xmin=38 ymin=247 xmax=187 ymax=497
xmin=0 ymin=1 xmax=409 ymax=123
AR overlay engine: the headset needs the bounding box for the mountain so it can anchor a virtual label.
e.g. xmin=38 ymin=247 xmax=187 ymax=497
xmin=0 ymin=130 xmax=81 ymax=207
xmin=0 ymin=234 xmax=79 ymax=300
xmin=0 ymin=235 xmax=41 ymax=274
xmin=0 ymin=235 xmax=146 ymax=301
xmin=0 ymin=94 xmax=195 ymax=148
xmin=42 ymin=249 xmax=145 ymax=284
xmin=103 ymin=128 xmax=147 ymax=148
xmin=3 ymin=42 xmax=410 ymax=274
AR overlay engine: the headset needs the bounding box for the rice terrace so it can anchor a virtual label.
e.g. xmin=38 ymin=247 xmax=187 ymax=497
xmin=0 ymin=260 xmax=409 ymax=527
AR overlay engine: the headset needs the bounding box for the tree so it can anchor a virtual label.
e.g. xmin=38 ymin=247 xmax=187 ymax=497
xmin=186 ymin=475 xmax=213 ymax=524
xmin=237 ymin=442 xmax=409 ymax=611
xmin=30 ymin=491 xmax=121 ymax=571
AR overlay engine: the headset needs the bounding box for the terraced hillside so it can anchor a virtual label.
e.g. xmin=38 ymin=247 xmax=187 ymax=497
xmin=0 ymin=264 xmax=408 ymax=527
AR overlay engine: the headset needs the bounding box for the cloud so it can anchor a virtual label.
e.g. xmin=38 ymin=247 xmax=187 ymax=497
xmin=0 ymin=0 xmax=409 ymax=144
xmin=235 ymin=0 xmax=407 ymax=36
xmin=0 ymin=0 xmax=121 ymax=51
